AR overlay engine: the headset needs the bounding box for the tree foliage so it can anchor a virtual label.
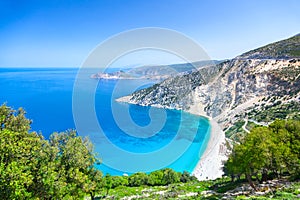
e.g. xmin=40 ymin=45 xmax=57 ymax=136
xmin=118 ymin=169 xmax=193 ymax=188
xmin=224 ymin=119 xmax=300 ymax=189
xmin=0 ymin=104 xmax=198 ymax=198
xmin=0 ymin=103 xmax=31 ymax=133
xmin=0 ymin=104 xmax=102 ymax=199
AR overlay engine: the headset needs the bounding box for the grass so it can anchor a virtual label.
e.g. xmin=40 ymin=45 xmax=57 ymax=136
xmin=94 ymin=180 xmax=213 ymax=199
xmin=93 ymin=178 xmax=300 ymax=199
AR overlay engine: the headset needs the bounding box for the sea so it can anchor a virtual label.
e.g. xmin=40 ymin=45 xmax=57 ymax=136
xmin=0 ymin=68 xmax=210 ymax=175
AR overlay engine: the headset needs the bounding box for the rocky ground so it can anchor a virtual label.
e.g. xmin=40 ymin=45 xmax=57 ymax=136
xmin=93 ymin=178 xmax=300 ymax=200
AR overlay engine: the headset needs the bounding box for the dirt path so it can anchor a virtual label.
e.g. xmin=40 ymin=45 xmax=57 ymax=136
xmin=242 ymin=118 xmax=250 ymax=133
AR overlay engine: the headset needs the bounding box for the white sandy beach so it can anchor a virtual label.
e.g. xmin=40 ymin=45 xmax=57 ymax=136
xmin=187 ymin=98 xmax=228 ymax=180
xmin=191 ymin=118 xmax=227 ymax=180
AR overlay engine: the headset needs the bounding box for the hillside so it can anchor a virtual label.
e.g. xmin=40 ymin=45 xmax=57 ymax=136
xmin=239 ymin=34 xmax=300 ymax=59
xmin=117 ymin=34 xmax=300 ymax=140
xmin=91 ymin=60 xmax=221 ymax=80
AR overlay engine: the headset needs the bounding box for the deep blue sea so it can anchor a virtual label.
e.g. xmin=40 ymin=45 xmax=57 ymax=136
xmin=0 ymin=68 xmax=210 ymax=175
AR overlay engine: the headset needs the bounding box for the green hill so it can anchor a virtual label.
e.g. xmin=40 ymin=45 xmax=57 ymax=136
xmin=240 ymin=34 xmax=300 ymax=59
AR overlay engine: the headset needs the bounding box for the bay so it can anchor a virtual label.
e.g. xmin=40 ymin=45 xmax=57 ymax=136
xmin=0 ymin=68 xmax=210 ymax=175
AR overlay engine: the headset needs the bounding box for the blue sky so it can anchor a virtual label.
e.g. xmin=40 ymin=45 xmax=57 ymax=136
xmin=0 ymin=0 xmax=299 ymax=67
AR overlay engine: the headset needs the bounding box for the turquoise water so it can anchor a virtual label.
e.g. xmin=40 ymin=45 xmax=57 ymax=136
xmin=0 ymin=68 xmax=210 ymax=175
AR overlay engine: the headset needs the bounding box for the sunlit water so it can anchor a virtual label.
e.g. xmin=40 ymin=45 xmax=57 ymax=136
xmin=0 ymin=68 xmax=210 ymax=175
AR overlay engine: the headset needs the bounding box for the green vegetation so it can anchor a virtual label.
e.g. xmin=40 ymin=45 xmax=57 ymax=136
xmin=245 ymin=121 xmax=259 ymax=132
xmin=0 ymin=104 xmax=102 ymax=199
xmin=94 ymin=169 xmax=198 ymax=198
xmin=272 ymin=65 xmax=300 ymax=82
xmin=97 ymin=177 xmax=300 ymax=199
xmin=225 ymin=120 xmax=247 ymax=142
xmin=224 ymin=119 xmax=300 ymax=189
xmin=1 ymin=103 xmax=299 ymax=199
xmin=248 ymin=101 xmax=300 ymax=123
xmin=104 ymin=180 xmax=210 ymax=199
xmin=0 ymin=104 xmax=199 ymax=199
xmin=241 ymin=34 xmax=300 ymax=59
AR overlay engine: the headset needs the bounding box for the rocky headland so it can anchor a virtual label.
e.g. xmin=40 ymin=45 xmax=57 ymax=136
xmin=116 ymin=34 xmax=300 ymax=180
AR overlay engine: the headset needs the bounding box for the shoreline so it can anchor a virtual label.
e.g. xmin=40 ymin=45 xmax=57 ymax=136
xmin=187 ymin=104 xmax=227 ymax=180
xmin=116 ymin=96 xmax=227 ymax=180
xmin=191 ymin=118 xmax=227 ymax=180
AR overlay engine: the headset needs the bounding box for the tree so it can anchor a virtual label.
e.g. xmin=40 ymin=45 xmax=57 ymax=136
xmin=27 ymin=137 xmax=61 ymax=199
xmin=280 ymin=120 xmax=300 ymax=176
xmin=111 ymin=175 xmax=128 ymax=188
xmin=161 ymin=168 xmax=180 ymax=185
xmin=148 ymin=170 xmax=164 ymax=186
xmin=224 ymin=119 xmax=300 ymax=189
xmin=85 ymin=168 xmax=103 ymax=200
xmin=0 ymin=104 xmax=103 ymax=199
xmin=49 ymin=130 xmax=100 ymax=199
xmin=103 ymin=173 xmax=112 ymax=196
xmin=180 ymin=171 xmax=197 ymax=183
xmin=0 ymin=129 xmax=44 ymax=199
xmin=128 ymin=172 xmax=148 ymax=187
xmin=0 ymin=103 xmax=31 ymax=133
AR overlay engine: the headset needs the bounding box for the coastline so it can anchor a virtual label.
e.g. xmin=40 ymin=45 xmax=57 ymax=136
xmin=187 ymin=103 xmax=227 ymax=180
xmin=191 ymin=118 xmax=227 ymax=180
xmin=117 ymin=96 xmax=227 ymax=180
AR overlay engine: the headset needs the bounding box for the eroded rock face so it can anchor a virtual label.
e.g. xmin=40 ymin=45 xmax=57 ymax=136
xmin=120 ymin=58 xmax=300 ymax=128
xmin=124 ymin=62 xmax=224 ymax=110
xmin=118 ymin=34 xmax=300 ymax=130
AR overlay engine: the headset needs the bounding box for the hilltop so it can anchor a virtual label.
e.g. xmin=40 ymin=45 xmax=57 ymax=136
xmin=239 ymin=34 xmax=300 ymax=59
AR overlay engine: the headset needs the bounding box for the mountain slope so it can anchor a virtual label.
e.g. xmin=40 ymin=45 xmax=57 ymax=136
xmin=119 ymin=63 xmax=224 ymax=110
xmin=117 ymin=34 xmax=300 ymax=137
xmin=239 ymin=34 xmax=300 ymax=59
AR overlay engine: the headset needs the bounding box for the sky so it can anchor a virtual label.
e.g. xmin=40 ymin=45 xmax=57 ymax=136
xmin=0 ymin=0 xmax=299 ymax=67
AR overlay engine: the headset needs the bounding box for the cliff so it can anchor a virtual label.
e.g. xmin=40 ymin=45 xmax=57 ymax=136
xmin=117 ymin=34 xmax=300 ymax=139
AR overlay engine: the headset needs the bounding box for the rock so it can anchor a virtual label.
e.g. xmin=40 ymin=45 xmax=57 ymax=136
xmin=119 ymin=57 xmax=300 ymax=135
xmin=200 ymin=190 xmax=217 ymax=197
xmin=255 ymin=191 xmax=266 ymax=196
